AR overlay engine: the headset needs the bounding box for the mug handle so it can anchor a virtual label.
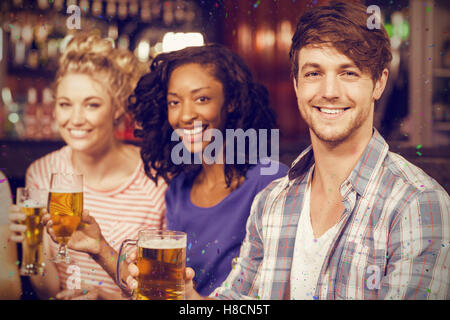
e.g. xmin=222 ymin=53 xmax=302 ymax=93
xmin=116 ymin=239 xmax=137 ymax=290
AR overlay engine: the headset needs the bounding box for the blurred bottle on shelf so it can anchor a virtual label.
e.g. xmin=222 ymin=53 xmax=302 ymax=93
xmin=13 ymin=0 xmax=23 ymax=8
xmin=151 ymin=0 xmax=162 ymax=20
xmin=174 ymin=0 xmax=186 ymax=24
xmin=1 ymin=87 xmax=24 ymax=139
xmin=53 ymin=0 xmax=65 ymax=11
xmin=1 ymin=88 xmax=12 ymax=138
xmin=108 ymin=25 xmax=119 ymax=41
xmin=13 ymin=40 xmax=26 ymax=66
xmin=92 ymin=0 xmax=103 ymax=16
xmin=118 ymin=1 xmax=128 ymax=20
xmin=24 ymin=87 xmax=40 ymax=140
xmin=80 ymin=0 xmax=90 ymax=13
xmin=443 ymin=39 xmax=450 ymax=69
xmin=41 ymin=87 xmax=57 ymax=139
xmin=106 ymin=0 xmax=117 ymax=18
xmin=141 ymin=2 xmax=151 ymax=22
xmin=28 ymin=41 xmax=39 ymax=69
xmin=37 ymin=0 xmax=49 ymax=10
xmin=10 ymin=23 xmax=21 ymax=44
xmin=185 ymin=2 xmax=196 ymax=24
xmin=0 ymin=91 xmax=4 ymax=139
xmin=163 ymin=1 xmax=174 ymax=26
xmin=129 ymin=1 xmax=139 ymax=17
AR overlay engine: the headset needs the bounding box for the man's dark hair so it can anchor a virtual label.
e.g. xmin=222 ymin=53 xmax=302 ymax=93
xmin=289 ymin=1 xmax=392 ymax=82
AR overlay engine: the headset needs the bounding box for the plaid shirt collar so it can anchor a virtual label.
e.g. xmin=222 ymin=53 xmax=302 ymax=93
xmin=286 ymin=129 xmax=389 ymax=198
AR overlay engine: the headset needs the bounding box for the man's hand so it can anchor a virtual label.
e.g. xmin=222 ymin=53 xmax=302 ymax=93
xmin=125 ymin=252 xmax=203 ymax=300
xmin=184 ymin=267 xmax=203 ymax=300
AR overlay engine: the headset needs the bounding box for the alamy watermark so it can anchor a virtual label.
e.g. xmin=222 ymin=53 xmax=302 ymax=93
xmin=366 ymin=265 xmax=382 ymax=290
xmin=64 ymin=4 xmax=383 ymax=31
xmin=367 ymin=5 xmax=381 ymax=30
xmin=66 ymin=5 xmax=81 ymax=30
xmin=66 ymin=264 xmax=81 ymax=290
xmin=171 ymin=121 xmax=280 ymax=175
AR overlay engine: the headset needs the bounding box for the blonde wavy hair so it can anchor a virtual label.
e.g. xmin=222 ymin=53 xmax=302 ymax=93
xmin=54 ymin=32 xmax=149 ymax=122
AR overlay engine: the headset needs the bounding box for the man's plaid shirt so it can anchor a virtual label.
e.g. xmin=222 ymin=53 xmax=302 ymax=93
xmin=212 ymin=130 xmax=449 ymax=300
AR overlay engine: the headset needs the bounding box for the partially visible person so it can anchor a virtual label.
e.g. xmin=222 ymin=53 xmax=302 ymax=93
xmin=0 ymin=171 xmax=22 ymax=299
xmin=9 ymin=32 xmax=167 ymax=299
xmin=126 ymin=44 xmax=289 ymax=296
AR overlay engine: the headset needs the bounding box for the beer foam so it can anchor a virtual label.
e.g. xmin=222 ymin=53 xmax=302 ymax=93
xmin=138 ymin=238 xmax=186 ymax=249
xmin=50 ymin=189 xmax=83 ymax=193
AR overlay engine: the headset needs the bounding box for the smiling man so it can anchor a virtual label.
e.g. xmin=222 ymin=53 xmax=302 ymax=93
xmin=128 ymin=1 xmax=450 ymax=300
xmin=209 ymin=1 xmax=449 ymax=300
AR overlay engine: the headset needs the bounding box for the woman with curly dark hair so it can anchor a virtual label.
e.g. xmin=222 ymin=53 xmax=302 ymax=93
xmin=128 ymin=44 xmax=288 ymax=296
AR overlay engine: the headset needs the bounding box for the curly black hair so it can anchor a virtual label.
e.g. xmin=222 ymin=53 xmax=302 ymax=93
xmin=128 ymin=43 xmax=277 ymax=187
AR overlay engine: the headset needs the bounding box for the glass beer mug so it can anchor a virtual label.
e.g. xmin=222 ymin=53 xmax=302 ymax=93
xmin=116 ymin=230 xmax=187 ymax=300
xmin=48 ymin=173 xmax=83 ymax=263
xmin=16 ymin=187 xmax=48 ymax=276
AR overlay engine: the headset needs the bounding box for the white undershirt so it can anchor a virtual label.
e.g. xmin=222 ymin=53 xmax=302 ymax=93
xmin=290 ymin=171 xmax=344 ymax=300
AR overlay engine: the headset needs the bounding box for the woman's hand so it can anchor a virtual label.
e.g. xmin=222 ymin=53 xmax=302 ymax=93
xmin=8 ymin=204 xmax=26 ymax=242
xmin=55 ymin=286 xmax=100 ymax=300
xmin=125 ymin=251 xmax=139 ymax=290
xmin=43 ymin=209 xmax=104 ymax=255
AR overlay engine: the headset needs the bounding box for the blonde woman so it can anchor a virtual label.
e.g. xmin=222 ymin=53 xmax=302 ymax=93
xmin=9 ymin=33 xmax=167 ymax=299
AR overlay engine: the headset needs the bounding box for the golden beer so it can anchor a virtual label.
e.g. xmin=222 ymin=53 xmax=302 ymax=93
xmin=136 ymin=239 xmax=186 ymax=300
xmin=48 ymin=191 xmax=83 ymax=244
xmin=19 ymin=206 xmax=45 ymax=275
xmin=20 ymin=206 xmax=45 ymax=247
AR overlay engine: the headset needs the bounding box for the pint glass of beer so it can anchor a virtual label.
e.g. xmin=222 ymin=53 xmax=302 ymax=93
xmin=48 ymin=173 xmax=83 ymax=263
xmin=116 ymin=230 xmax=187 ymax=300
xmin=16 ymin=187 xmax=48 ymax=276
